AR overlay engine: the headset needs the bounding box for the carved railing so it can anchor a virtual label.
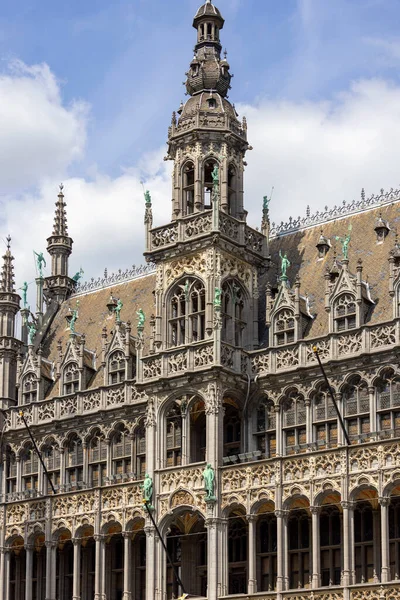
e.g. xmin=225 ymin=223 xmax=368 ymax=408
xmin=141 ymin=341 xmax=215 ymax=381
xmin=220 ymin=584 xmax=400 ymax=600
xmin=4 ymin=383 xmax=147 ymax=432
xmin=170 ymin=111 xmax=247 ymax=140
xmin=250 ymin=321 xmax=400 ymax=378
xmin=147 ymin=210 xmax=267 ymax=259
xmin=75 ymin=263 xmax=155 ymax=295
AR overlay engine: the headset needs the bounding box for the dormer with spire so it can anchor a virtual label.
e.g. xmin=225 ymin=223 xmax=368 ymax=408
xmin=0 ymin=236 xmax=21 ymax=406
xmin=44 ymin=184 xmax=76 ymax=304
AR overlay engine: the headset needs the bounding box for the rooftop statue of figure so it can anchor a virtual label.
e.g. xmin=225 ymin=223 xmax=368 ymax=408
xmin=279 ymin=250 xmax=291 ymax=280
xmin=137 ymin=308 xmax=146 ymax=329
xmin=27 ymin=321 xmax=37 ymax=345
xmin=114 ymin=299 xmax=123 ymax=322
xmin=144 ymin=190 xmax=152 ymax=205
xmin=21 ymin=281 xmax=28 ymax=308
xmin=70 ymin=302 xmax=79 ymax=333
xmin=72 ymin=267 xmax=84 ymax=282
xmin=211 ymin=164 xmax=219 ymax=189
xmin=34 ymin=251 xmax=46 ymax=278
xmin=263 ymin=195 xmax=270 ymax=211
xmin=335 ymin=225 xmax=352 ymax=260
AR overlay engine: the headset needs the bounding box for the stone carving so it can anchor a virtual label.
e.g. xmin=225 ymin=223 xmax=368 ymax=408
xmin=171 ymin=490 xmax=194 ymax=508
xmin=276 ymin=347 xmax=299 ymax=370
xmin=76 ymin=264 xmax=155 ymax=294
xmin=220 ymin=213 xmax=240 ymax=242
xmin=142 ymin=358 xmax=162 ymax=380
xmin=184 ymin=213 xmax=212 ymax=238
xmin=337 ymin=332 xmax=362 ymax=355
xmin=165 ymin=254 xmax=207 ymax=286
xmin=221 ymin=344 xmax=234 ymax=369
xmin=168 ymin=350 xmax=187 ymax=374
xmin=151 ymin=223 xmax=178 ymax=249
xmin=251 ymin=352 xmax=269 ymax=376
xmin=193 ymin=343 xmax=214 ymax=368
xmin=106 ymin=386 xmax=125 ymax=407
xmin=202 ymin=464 xmax=216 ymax=501
xmin=370 ymin=324 xmax=396 ymax=349
xmin=306 ymin=339 xmax=330 ymax=363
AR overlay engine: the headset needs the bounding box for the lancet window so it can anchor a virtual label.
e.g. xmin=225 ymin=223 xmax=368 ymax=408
xmin=111 ymin=424 xmax=132 ymax=480
xmin=88 ymin=431 xmax=107 ymax=487
xmin=254 ymin=397 xmax=276 ymax=458
xmin=354 ymin=501 xmax=375 ymax=583
xmin=22 ymin=372 xmax=37 ymax=404
xmin=257 ymin=513 xmax=277 ymax=591
xmin=21 ymin=444 xmax=39 ymax=493
xmin=320 ymin=506 xmax=341 ymax=586
xmin=42 ymin=439 xmax=61 ymax=492
xmin=274 ymin=309 xmax=295 ymax=346
xmin=223 ymin=402 xmax=241 ymax=457
xmin=282 ymin=390 xmax=306 ymax=455
xmin=389 ymin=496 xmax=400 ymax=580
xmin=227 ymin=164 xmax=237 ymax=215
xmin=334 ymin=293 xmax=356 ymax=332
xmin=5 ymin=447 xmax=17 ymax=496
xmin=312 ymin=385 xmax=338 ymax=449
xmin=65 ymin=434 xmax=84 ymax=490
xmin=108 ymin=350 xmax=126 ymax=385
xmin=343 ymin=376 xmax=370 ymax=442
xmin=189 ymin=398 xmax=206 ymax=463
xmin=168 ymin=278 xmax=205 ymax=347
xmin=288 ymin=510 xmax=310 ymax=589
xmin=166 ymin=403 xmax=182 ymax=467
xmin=133 ymin=422 xmax=146 ymax=478
xmin=222 ymin=280 xmax=246 ymax=347
xmin=228 ymin=514 xmax=248 ymax=594
xmin=182 ymin=161 xmax=195 ymax=215
xmin=376 ymin=369 xmax=400 ymax=436
xmin=203 ymin=159 xmax=218 ymax=208
xmin=63 ymin=362 xmax=79 ymax=395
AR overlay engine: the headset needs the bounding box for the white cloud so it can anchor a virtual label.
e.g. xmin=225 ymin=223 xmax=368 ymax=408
xmin=0 ymin=60 xmax=88 ymax=192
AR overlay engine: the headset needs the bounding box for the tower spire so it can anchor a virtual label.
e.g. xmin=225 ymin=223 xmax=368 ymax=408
xmin=1 ymin=235 xmax=15 ymax=294
xmin=52 ymin=183 xmax=68 ymax=237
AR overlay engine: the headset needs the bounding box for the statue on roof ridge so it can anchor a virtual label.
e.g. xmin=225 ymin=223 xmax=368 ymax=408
xmin=27 ymin=321 xmax=37 ymax=345
xmin=137 ymin=308 xmax=146 ymax=329
xmin=21 ymin=281 xmax=28 ymax=308
xmin=279 ymin=250 xmax=291 ymax=281
xmin=335 ymin=224 xmax=352 ymax=260
xmin=72 ymin=267 xmax=84 ymax=283
xmin=144 ymin=190 xmax=151 ymax=205
xmin=34 ymin=251 xmax=46 ymax=278
xmin=69 ymin=302 xmax=79 ymax=333
xmin=114 ymin=299 xmax=123 ymax=323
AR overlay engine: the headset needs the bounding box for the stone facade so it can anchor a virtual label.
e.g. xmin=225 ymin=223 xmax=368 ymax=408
xmin=1 ymin=1 xmax=400 ymax=600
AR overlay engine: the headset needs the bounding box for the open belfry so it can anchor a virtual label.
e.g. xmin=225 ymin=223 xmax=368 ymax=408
xmin=2 ymin=1 xmax=400 ymax=599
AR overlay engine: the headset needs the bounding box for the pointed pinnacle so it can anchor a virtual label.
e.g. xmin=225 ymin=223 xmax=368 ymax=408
xmin=1 ymin=236 xmax=16 ymax=293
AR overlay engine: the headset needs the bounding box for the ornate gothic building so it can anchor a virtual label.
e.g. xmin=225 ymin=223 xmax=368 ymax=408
xmin=1 ymin=1 xmax=400 ymax=600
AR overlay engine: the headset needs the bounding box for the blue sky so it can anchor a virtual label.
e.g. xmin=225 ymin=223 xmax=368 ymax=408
xmin=1 ymin=0 xmax=400 ymax=285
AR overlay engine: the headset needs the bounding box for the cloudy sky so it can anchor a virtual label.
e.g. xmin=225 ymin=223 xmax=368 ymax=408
xmin=1 ymin=0 xmax=400 ymax=291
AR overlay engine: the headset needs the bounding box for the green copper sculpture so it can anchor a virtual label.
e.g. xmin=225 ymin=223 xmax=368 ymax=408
xmin=114 ymin=299 xmax=123 ymax=322
xmin=70 ymin=303 xmax=79 ymax=333
xmin=202 ymin=463 xmax=216 ymax=501
xmin=335 ymin=225 xmax=352 ymax=260
xmin=34 ymin=251 xmax=46 ymax=278
xmin=142 ymin=473 xmax=153 ymax=506
xmin=144 ymin=190 xmax=151 ymax=205
xmin=214 ymin=287 xmax=222 ymax=309
xmin=263 ymin=195 xmax=270 ymax=211
xmin=279 ymin=250 xmax=291 ymax=281
xmin=184 ymin=278 xmax=190 ymax=301
xmin=137 ymin=308 xmax=146 ymax=329
xmin=21 ymin=281 xmax=28 ymax=308
xmin=72 ymin=267 xmax=84 ymax=282
xmin=27 ymin=321 xmax=37 ymax=345
xmin=211 ymin=164 xmax=219 ymax=189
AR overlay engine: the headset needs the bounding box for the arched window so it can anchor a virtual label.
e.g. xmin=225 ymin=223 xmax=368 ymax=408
xmin=168 ymin=278 xmax=205 ymax=347
xmin=42 ymin=439 xmax=61 ymax=492
xmin=88 ymin=431 xmax=107 ymax=487
xmin=376 ymin=369 xmax=400 ymax=437
xmin=222 ymin=280 xmax=246 ymax=347
xmin=389 ymin=495 xmax=400 ymax=580
xmin=109 ymin=351 xmax=126 ymax=385
xmin=288 ymin=510 xmax=310 ymax=589
xmin=282 ymin=390 xmax=306 ymax=455
xmin=354 ymin=501 xmax=375 ymax=583
xmin=183 ymin=162 xmax=195 ymax=215
xmin=189 ymin=398 xmax=206 ymax=463
xmin=343 ymin=376 xmax=370 ymax=443
xmin=21 ymin=444 xmax=39 ymax=494
xmin=133 ymin=423 xmax=146 ymax=478
xmin=320 ymin=506 xmax=341 ymax=586
xmin=63 ymin=362 xmax=79 ymax=395
xmin=228 ymin=514 xmax=247 ymax=594
xmin=334 ymin=294 xmax=356 ymax=331
xmin=166 ymin=403 xmax=182 ymax=467
xmin=5 ymin=447 xmax=17 ymax=496
xmin=203 ymin=159 xmax=218 ymax=208
xmin=111 ymin=424 xmax=132 ymax=480
xmin=224 ymin=402 xmax=241 ymax=457
xmin=254 ymin=398 xmax=276 ymax=458
xmin=258 ymin=513 xmax=277 ymax=591
xmin=312 ymin=385 xmax=338 ymax=449
xmin=65 ymin=434 xmax=83 ymax=490
xmin=22 ymin=372 xmax=37 ymax=404
xmin=227 ymin=164 xmax=237 ymax=215
xmin=274 ymin=309 xmax=295 ymax=346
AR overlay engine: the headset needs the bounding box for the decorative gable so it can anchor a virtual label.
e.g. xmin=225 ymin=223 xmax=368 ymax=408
xmin=266 ymin=276 xmax=312 ymax=347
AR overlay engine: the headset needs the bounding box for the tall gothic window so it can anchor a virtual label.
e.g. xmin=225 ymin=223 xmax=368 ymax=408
xmin=282 ymin=390 xmax=306 ymax=455
xmin=183 ymin=162 xmax=195 ymax=215
xmin=354 ymin=501 xmax=375 ymax=583
xmin=88 ymin=431 xmax=107 ymax=487
xmin=334 ymin=293 xmax=356 ymax=332
xmin=376 ymin=369 xmax=400 ymax=436
xmin=203 ymin=159 xmax=218 ymax=208
xmin=169 ymin=278 xmax=205 ymax=347
xmin=288 ymin=510 xmax=310 ymax=589
xmin=166 ymin=403 xmax=182 ymax=467
xmin=343 ymin=376 xmax=370 ymax=443
xmin=224 ymin=402 xmax=241 ymax=457
xmin=389 ymin=496 xmax=400 ymax=580
xmin=42 ymin=439 xmax=61 ymax=492
xmin=108 ymin=351 xmax=126 ymax=385
xmin=111 ymin=424 xmax=132 ymax=479
xmin=65 ymin=434 xmax=84 ymax=490
xmin=22 ymin=372 xmax=37 ymax=404
xmin=228 ymin=514 xmax=248 ymax=595
xmin=320 ymin=506 xmax=341 ymax=586
xmin=134 ymin=422 xmax=146 ymax=478
xmin=274 ymin=309 xmax=295 ymax=346
xmin=227 ymin=164 xmax=237 ymax=215
xmin=63 ymin=362 xmax=79 ymax=395
xmin=222 ymin=280 xmax=246 ymax=347
xmin=312 ymin=385 xmax=338 ymax=449
xmin=189 ymin=398 xmax=206 ymax=463
xmin=21 ymin=444 xmax=39 ymax=493
xmin=5 ymin=447 xmax=17 ymax=496
xmin=254 ymin=397 xmax=276 ymax=458
xmin=258 ymin=513 xmax=277 ymax=591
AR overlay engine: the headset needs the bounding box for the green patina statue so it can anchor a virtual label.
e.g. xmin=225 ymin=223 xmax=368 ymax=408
xmin=27 ymin=322 xmax=37 ymax=345
xmin=72 ymin=267 xmax=84 ymax=282
xmin=21 ymin=281 xmax=28 ymax=308
xmin=214 ymin=287 xmax=222 ymax=309
xmin=184 ymin=278 xmax=190 ymax=301
xmin=279 ymin=250 xmax=291 ymax=280
xmin=142 ymin=473 xmax=153 ymax=505
xmin=70 ymin=303 xmax=79 ymax=333
xmin=211 ymin=164 xmax=219 ymax=189
xmin=137 ymin=308 xmax=146 ymax=329
xmin=144 ymin=190 xmax=151 ymax=205
xmin=114 ymin=299 xmax=123 ymax=322
xmin=335 ymin=225 xmax=352 ymax=260
xmin=34 ymin=251 xmax=46 ymax=278
xmin=263 ymin=195 xmax=270 ymax=211
xmin=202 ymin=463 xmax=216 ymax=501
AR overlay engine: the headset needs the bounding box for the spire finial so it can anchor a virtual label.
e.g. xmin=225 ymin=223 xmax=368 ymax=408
xmin=224 ymin=49 xmax=228 ymax=60
xmin=1 ymin=235 xmax=15 ymax=293
xmin=6 ymin=235 xmax=11 ymax=250
xmin=52 ymin=185 xmax=68 ymax=236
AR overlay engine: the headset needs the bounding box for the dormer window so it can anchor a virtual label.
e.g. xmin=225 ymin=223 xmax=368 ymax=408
xmin=334 ymin=294 xmax=356 ymax=332
xmin=274 ymin=309 xmax=295 ymax=346
xmin=63 ymin=362 xmax=79 ymax=395
xmin=109 ymin=350 xmax=126 ymax=385
xmin=22 ymin=373 xmax=37 ymax=404
xmin=208 ymin=98 xmax=216 ymax=109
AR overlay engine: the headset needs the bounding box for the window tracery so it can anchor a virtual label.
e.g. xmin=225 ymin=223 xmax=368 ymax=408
xmin=21 ymin=372 xmax=37 ymax=404
xmin=203 ymin=159 xmax=218 ymax=208
xmin=389 ymin=496 xmax=400 ymax=580
xmin=63 ymin=362 xmax=79 ymax=395
xmin=228 ymin=515 xmax=247 ymax=594
xmin=334 ymin=293 xmax=356 ymax=332
xmin=354 ymin=501 xmax=375 ymax=583
xmin=320 ymin=506 xmax=341 ymax=586
xmin=182 ymin=161 xmax=195 ymax=215
xmin=88 ymin=431 xmax=107 ymax=487
xmin=168 ymin=278 xmax=205 ymax=347
xmin=282 ymin=390 xmax=306 ymax=455
xmin=227 ymin=164 xmax=237 ymax=215
xmin=274 ymin=309 xmax=295 ymax=346
xmin=312 ymin=385 xmax=338 ymax=449
xmin=133 ymin=422 xmax=146 ymax=478
xmin=257 ymin=513 xmax=277 ymax=591
xmin=65 ymin=434 xmax=83 ymax=490
xmin=376 ymin=369 xmax=400 ymax=436
xmin=42 ymin=439 xmax=61 ymax=492
xmin=21 ymin=444 xmax=39 ymax=494
xmin=108 ymin=350 xmax=126 ymax=385
xmin=222 ymin=280 xmax=246 ymax=347
xmin=343 ymin=376 xmax=370 ymax=442
xmin=224 ymin=402 xmax=241 ymax=457
xmin=254 ymin=397 xmax=276 ymax=458
xmin=166 ymin=403 xmax=182 ymax=467
xmin=5 ymin=446 xmax=17 ymax=496
xmin=288 ymin=510 xmax=310 ymax=589
xmin=111 ymin=424 xmax=132 ymax=480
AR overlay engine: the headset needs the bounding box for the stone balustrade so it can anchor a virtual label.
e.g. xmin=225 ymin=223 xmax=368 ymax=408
xmin=219 ymin=584 xmax=400 ymax=599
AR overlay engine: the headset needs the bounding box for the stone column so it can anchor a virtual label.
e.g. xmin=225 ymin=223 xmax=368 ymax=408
xmin=2 ymin=548 xmax=10 ymax=600
xmin=122 ymin=532 xmax=132 ymax=600
xmin=219 ymin=518 xmax=229 ymax=597
xmin=247 ymin=515 xmax=257 ymax=594
xmin=305 ymin=399 xmax=312 ymax=444
xmin=45 ymin=541 xmax=56 ymax=600
xmin=283 ymin=511 xmax=289 ymax=590
xmin=94 ymin=534 xmax=103 ymax=600
xmin=205 ymin=516 xmax=218 ymax=600
xmin=349 ymin=502 xmax=355 ymax=584
xmin=275 ymin=407 xmax=282 ymax=456
xmin=275 ymin=510 xmax=284 ymax=592
xmin=373 ymin=507 xmax=381 ymax=581
xmin=341 ymin=501 xmax=351 ymax=587
xmin=72 ymin=538 xmax=81 ymax=600
xmin=145 ymin=526 xmax=156 ymax=600
xmin=369 ymin=386 xmax=376 ymax=435
xmin=380 ymin=497 xmax=390 ymax=583
xmin=25 ymin=544 xmax=34 ymax=600
xmin=311 ymin=506 xmax=320 ymax=588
